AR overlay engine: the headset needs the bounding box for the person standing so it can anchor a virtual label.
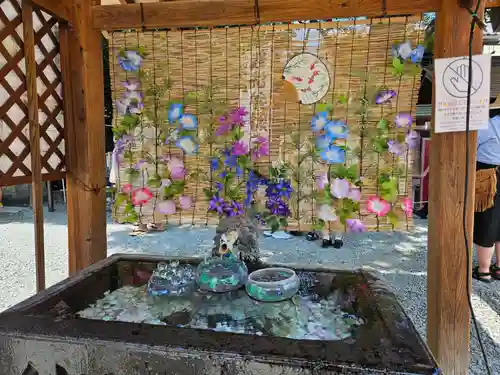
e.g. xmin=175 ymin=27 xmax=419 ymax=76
xmin=473 ymin=100 xmax=500 ymax=282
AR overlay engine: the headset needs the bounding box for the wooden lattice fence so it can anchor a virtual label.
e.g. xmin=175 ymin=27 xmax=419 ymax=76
xmin=0 ymin=0 xmax=64 ymax=187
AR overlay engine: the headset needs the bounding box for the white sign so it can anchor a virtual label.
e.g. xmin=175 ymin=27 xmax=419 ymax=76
xmin=434 ymin=54 xmax=491 ymax=133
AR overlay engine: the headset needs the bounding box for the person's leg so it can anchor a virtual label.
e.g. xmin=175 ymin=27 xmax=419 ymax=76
xmin=477 ymin=245 xmax=495 ymax=276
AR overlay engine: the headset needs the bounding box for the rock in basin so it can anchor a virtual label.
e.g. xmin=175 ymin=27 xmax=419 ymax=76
xmin=0 ymin=254 xmax=439 ymax=375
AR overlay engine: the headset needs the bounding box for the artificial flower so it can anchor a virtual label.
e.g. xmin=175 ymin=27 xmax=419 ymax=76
xmin=122 ymin=183 xmax=133 ymax=194
xmin=320 ymin=145 xmax=345 ymax=164
xmin=348 ymin=187 xmax=361 ymax=202
xmin=132 ymin=188 xmax=153 ymax=206
xmin=251 ymin=136 xmax=269 ymax=160
xmin=318 ymin=204 xmax=338 ymax=222
xmin=402 ymin=198 xmax=413 ymax=216
xmin=179 ymin=114 xmax=198 ymax=130
xmin=410 ymin=45 xmax=425 ymax=64
xmin=316 ymin=134 xmax=332 ymax=150
xmin=157 ymin=200 xmax=176 ymax=215
xmin=316 ymin=171 xmax=329 ymax=189
xmin=395 ymin=113 xmax=412 ymax=128
xmin=405 ymin=130 xmax=420 ymax=149
xmin=375 ymin=90 xmax=396 ymax=105
xmin=387 ymin=140 xmax=407 ymax=156
xmin=177 ymin=136 xmax=198 ymax=155
xmin=179 ymin=196 xmax=192 ymax=210
xmin=367 ymin=196 xmax=391 ymax=217
xmin=161 ymin=179 xmax=172 ymax=188
xmin=208 ymin=196 xmax=225 ymax=215
xmin=117 ymin=50 xmax=142 ymax=72
xmin=325 ymin=121 xmax=348 ymax=139
xmin=397 ymin=41 xmax=413 ymax=60
xmin=330 ymin=178 xmax=350 ymax=199
xmin=225 ymin=200 xmax=244 ymax=217
xmin=123 ymin=79 xmax=140 ymax=91
xmin=168 ymin=103 xmax=184 ymax=123
xmin=311 ymin=112 xmax=329 ymax=132
xmin=346 ymin=218 xmax=366 ymax=233
xmin=231 ymin=140 xmax=249 ymax=156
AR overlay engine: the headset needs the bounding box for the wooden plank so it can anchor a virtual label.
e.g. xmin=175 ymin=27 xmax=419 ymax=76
xmin=30 ymin=0 xmax=74 ymax=23
xmin=427 ymin=0 xmax=484 ymax=373
xmin=60 ymin=0 xmax=107 ymax=275
xmin=487 ymin=0 xmax=500 ymax=7
xmin=92 ymin=0 xmax=440 ymax=30
xmin=22 ymin=1 xmax=45 ymax=292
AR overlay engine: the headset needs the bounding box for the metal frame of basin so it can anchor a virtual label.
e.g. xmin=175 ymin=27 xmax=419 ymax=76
xmin=0 ymin=254 xmax=438 ymax=375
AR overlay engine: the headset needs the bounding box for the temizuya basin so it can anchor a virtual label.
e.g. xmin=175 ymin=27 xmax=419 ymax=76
xmin=0 ymin=254 xmax=439 ymax=375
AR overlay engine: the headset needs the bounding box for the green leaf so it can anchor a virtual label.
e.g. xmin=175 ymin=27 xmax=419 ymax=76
xmin=391 ymin=57 xmax=405 ymax=77
xmin=148 ymin=175 xmax=162 ymax=188
xmin=387 ymin=210 xmax=399 ymax=226
xmin=377 ymin=119 xmax=389 ymax=131
xmin=203 ymin=188 xmax=215 ymax=199
xmin=124 ymin=168 xmax=140 ymax=180
xmin=316 ymin=103 xmax=332 ymax=114
xmin=337 ymin=94 xmax=348 ymax=105
xmin=312 ymin=218 xmax=325 ymax=230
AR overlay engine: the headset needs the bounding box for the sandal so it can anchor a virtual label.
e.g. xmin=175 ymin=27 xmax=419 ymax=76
xmin=473 ymin=267 xmax=493 ymax=283
xmin=490 ymin=265 xmax=500 ymax=280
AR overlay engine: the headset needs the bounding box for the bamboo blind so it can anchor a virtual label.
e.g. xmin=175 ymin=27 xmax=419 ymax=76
xmin=110 ymin=16 xmax=423 ymax=231
xmin=0 ymin=0 xmax=65 ymax=186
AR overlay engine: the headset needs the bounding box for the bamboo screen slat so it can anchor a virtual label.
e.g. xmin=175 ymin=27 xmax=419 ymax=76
xmin=110 ymin=16 xmax=423 ymax=231
xmin=0 ymin=0 xmax=65 ymax=186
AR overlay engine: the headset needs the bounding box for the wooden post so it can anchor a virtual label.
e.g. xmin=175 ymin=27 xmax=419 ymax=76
xmin=22 ymin=1 xmax=45 ymax=292
xmin=60 ymin=0 xmax=107 ymax=275
xmin=427 ymin=0 xmax=484 ymax=373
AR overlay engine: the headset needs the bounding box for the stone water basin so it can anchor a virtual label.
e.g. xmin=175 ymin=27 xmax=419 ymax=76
xmin=0 ymin=254 xmax=439 ymax=375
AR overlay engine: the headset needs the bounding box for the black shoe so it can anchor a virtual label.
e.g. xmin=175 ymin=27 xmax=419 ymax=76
xmin=322 ymin=238 xmax=332 ymax=248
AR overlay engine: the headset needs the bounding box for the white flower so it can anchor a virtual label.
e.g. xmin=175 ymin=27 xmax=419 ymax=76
xmin=397 ymin=42 xmax=413 ymax=60
xmin=318 ymin=204 xmax=338 ymax=222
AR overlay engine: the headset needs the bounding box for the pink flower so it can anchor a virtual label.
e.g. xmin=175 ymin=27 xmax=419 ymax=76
xmin=122 ymin=183 xmax=133 ymax=194
xmin=348 ymin=187 xmax=361 ymax=202
xmin=251 ymin=136 xmax=269 ymax=160
xmin=132 ymin=188 xmax=153 ymax=206
xmin=330 ymin=178 xmax=350 ymax=199
xmin=179 ymin=196 xmax=192 ymax=210
xmin=402 ymin=198 xmax=413 ymax=216
xmin=367 ymin=196 xmax=391 ymax=217
xmin=318 ymin=204 xmax=337 ymax=222
xmin=346 ymin=219 xmax=366 ymax=233
xmin=316 ymin=171 xmax=329 ymax=189
xmin=157 ymin=200 xmax=176 ymax=215
xmin=167 ymin=157 xmax=186 ymax=180
xmin=231 ymin=140 xmax=249 ymax=156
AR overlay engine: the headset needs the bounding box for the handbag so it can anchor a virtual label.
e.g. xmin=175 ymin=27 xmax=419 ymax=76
xmin=475 ymin=168 xmax=497 ymax=212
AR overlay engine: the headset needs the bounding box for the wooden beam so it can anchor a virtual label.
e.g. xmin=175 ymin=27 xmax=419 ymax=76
xmin=427 ymin=0 xmax=484 ymax=373
xmin=22 ymin=1 xmax=45 ymax=292
xmin=486 ymin=0 xmax=500 ymax=8
xmin=30 ymin=0 xmax=74 ymax=23
xmin=92 ymin=0 xmax=441 ymax=30
xmin=60 ymin=0 xmax=107 ymax=275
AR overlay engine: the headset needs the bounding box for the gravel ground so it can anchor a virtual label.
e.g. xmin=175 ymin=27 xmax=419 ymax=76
xmin=0 ymin=204 xmax=498 ymax=374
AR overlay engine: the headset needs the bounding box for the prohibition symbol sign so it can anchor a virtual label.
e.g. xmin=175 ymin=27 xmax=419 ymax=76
xmin=442 ymin=57 xmax=484 ymax=98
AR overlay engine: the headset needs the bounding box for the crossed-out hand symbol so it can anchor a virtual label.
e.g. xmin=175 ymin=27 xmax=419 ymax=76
xmin=449 ymin=63 xmax=474 ymax=93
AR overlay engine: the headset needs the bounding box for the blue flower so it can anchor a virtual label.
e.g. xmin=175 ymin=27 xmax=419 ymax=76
xmin=276 ymin=180 xmax=293 ymax=199
xmin=179 ymin=114 xmax=198 ymax=130
xmin=210 ymin=158 xmax=220 ymax=171
xmin=311 ymin=112 xmax=329 ymax=132
xmin=215 ymin=182 xmax=223 ymax=192
xmin=117 ymin=50 xmax=142 ymax=72
xmin=316 ymin=134 xmax=332 ymax=150
xmin=320 ymin=145 xmax=345 ymax=164
xmin=325 ymin=121 xmax=348 ymax=139
xmin=410 ymin=45 xmax=425 ymax=64
xmin=176 ymin=136 xmax=198 ymax=155
xmin=168 ymin=103 xmax=184 ymax=123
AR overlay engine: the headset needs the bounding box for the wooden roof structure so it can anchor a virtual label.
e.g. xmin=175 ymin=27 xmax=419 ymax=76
xmin=15 ymin=0 xmax=500 ymax=373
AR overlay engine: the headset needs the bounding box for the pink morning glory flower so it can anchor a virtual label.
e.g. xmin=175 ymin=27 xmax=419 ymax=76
xmin=405 ymin=130 xmax=420 ymax=149
xmin=387 ymin=140 xmax=407 ymax=156
xmin=122 ymin=183 xmax=133 ymax=194
xmin=367 ymin=196 xmax=391 ymax=217
xmin=346 ymin=218 xmax=366 ymax=233
xmin=311 ymin=112 xmax=329 ymax=132
xmin=316 ymin=171 xmax=329 ymax=189
xmin=330 ymin=178 xmax=350 ymax=199
xmin=348 ymin=187 xmax=361 ymax=202
xmin=395 ymin=113 xmax=412 ymax=128
xmin=251 ymin=136 xmax=269 ymax=160
xmin=132 ymin=188 xmax=153 ymax=206
xmin=167 ymin=157 xmax=186 ymax=180
xmin=231 ymin=140 xmax=249 ymax=156
xmin=157 ymin=200 xmax=176 ymax=215
xmin=318 ymin=204 xmax=337 ymax=222
xmin=179 ymin=196 xmax=192 ymax=210
xmin=402 ymin=197 xmax=413 ymax=216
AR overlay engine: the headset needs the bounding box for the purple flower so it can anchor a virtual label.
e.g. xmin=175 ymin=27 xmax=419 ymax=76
xmin=216 ymin=119 xmax=233 ymax=136
xmin=395 ymin=113 xmax=412 ymax=128
xmin=208 ymin=196 xmax=225 ymax=215
xmin=275 ymin=180 xmax=293 ymax=199
xmin=330 ymin=178 xmax=350 ymax=199
xmin=387 ymin=140 xmax=407 ymax=156
xmin=265 ymin=183 xmax=280 ymax=198
xmin=405 ymin=130 xmax=420 ymax=149
xmin=210 ymin=157 xmax=220 ymax=171
xmin=348 ymin=187 xmax=361 ymax=202
xmin=346 ymin=219 xmax=366 ymax=233
xmin=411 ymin=45 xmax=425 ymax=64
xmin=157 ymin=200 xmax=176 ymax=215
xmin=179 ymin=196 xmax=192 ymax=210
xmin=316 ymin=171 xmax=328 ymax=189
xmin=265 ymin=196 xmax=291 ymax=217
xmin=231 ymin=140 xmax=249 ymax=156
xmin=225 ymin=200 xmax=244 ymax=217
xmin=123 ymin=79 xmax=140 ymax=91
xmin=215 ymin=182 xmax=223 ymax=192
xmin=375 ymin=90 xmax=396 ymax=105
xmin=117 ymin=50 xmax=142 ymax=72
xmin=251 ymin=136 xmax=269 ymax=160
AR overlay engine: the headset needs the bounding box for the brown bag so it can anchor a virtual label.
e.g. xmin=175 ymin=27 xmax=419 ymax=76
xmin=475 ymin=168 xmax=497 ymax=212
